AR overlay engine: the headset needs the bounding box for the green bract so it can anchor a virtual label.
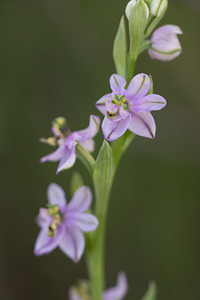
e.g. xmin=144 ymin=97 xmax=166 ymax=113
xmin=145 ymin=0 xmax=168 ymax=37
xmin=113 ymin=16 xmax=127 ymax=78
xmin=141 ymin=281 xmax=157 ymax=300
xmin=127 ymin=0 xmax=149 ymax=83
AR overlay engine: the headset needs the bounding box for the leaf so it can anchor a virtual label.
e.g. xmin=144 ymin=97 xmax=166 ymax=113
xmin=148 ymin=74 xmax=154 ymax=94
xmin=113 ymin=16 xmax=127 ymax=77
xmin=141 ymin=281 xmax=157 ymax=300
xmin=93 ymin=140 xmax=115 ymax=215
xmin=70 ymin=171 xmax=84 ymax=196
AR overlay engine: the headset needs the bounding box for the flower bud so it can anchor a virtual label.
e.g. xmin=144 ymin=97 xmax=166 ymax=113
xmin=126 ymin=0 xmax=149 ymax=20
xmin=148 ymin=25 xmax=183 ymax=61
xmin=145 ymin=0 xmax=168 ymax=37
xmin=150 ymin=0 xmax=168 ymax=17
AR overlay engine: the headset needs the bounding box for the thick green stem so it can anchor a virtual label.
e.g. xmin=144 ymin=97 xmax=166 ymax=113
xmin=87 ymin=141 xmax=115 ymax=300
xmin=76 ymin=144 xmax=96 ymax=176
xmin=87 ymin=213 xmax=107 ymax=300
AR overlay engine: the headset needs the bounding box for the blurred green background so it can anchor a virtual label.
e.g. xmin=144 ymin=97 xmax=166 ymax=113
xmin=1 ymin=0 xmax=200 ymax=299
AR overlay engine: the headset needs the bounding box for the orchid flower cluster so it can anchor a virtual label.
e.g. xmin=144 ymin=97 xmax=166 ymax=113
xmin=34 ymin=0 xmax=182 ymax=299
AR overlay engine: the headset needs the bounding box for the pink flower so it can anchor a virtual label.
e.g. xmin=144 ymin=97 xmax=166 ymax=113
xmin=40 ymin=115 xmax=100 ymax=174
xmin=34 ymin=183 xmax=99 ymax=262
xmin=148 ymin=25 xmax=183 ymax=61
xmin=96 ymin=73 xmax=166 ymax=141
xmin=69 ymin=272 xmax=128 ymax=300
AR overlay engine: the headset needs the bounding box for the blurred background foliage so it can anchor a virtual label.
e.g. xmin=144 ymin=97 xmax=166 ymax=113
xmin=0 ymin=0 xmax=200 ymax=299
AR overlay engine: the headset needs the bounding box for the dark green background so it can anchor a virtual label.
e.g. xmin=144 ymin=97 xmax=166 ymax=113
xmin=1 ymin=0 xmax=200 ymax=299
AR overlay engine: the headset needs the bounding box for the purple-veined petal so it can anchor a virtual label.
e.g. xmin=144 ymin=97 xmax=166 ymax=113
xmin=72 ymin=115 xmax=100 ymax=142
xmin=79 ymin=139 xmax=95 ymax=152
xmin=102 ymin=116 xmax=130 ymax=141
xmin=66 ymin=212 xmax=99 ymax=232
xmin=110 ymin=74 xmax=126 ymax=95
xmin=34 ymin=224 xmax=64 ymax=256
xmin=47 ymin=183 xmax=66 ymax=209
xmin=59 ymin=227 xmax=85 ymax=262
xmin=148 ymin=46 xmax=182 ymax=61
xmin=127 ymin=73 xmax=151 ymax=100
xmin=66 ymin=186 xmax=92 ymax=213
xmin=149 ymin=25 xmax=183 ymax=61
xmin=151 ymin=25 xmax=183 ymax=42
xmin=128 ymin=112 xmax=156 ymax=139
xmin=103 ymin=272 xmax=128 ymax=300
xmin=56 ymin=147 xmax=76 ymax=174
xmin=40 ymin=143 xmax=65 ymax=163
xmin=96 ymin=93 xmax=113 ymax=115
xmin=132 ymin=94 xmax=167 ymax=112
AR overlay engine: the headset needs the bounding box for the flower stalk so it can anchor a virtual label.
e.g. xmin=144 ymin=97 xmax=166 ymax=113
xmin=35 ymin=1 xmax=183 ymax=299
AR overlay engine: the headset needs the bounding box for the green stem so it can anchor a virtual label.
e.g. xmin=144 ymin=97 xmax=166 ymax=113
xmin=76 ymin=144 xmax=96 ymax=176
xmin=87 ymin=141 xmax=115 ymax=300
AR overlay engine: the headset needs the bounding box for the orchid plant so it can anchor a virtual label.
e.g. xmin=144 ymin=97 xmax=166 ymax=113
xmin=34 ymin=0 xmax=182 ymax=299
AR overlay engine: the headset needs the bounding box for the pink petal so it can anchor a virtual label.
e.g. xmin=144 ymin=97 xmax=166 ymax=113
xmin=103 ymin=272 xmax=128 ymax=300
xmin=109 ymin=74 xmax=126 ymax=95
xmin=72 ymin=115 xmax=100 ymax=142
xmin=47 ymin=183 xmax=66 ymax=209
xmin=79 ymin=139 xmax=95 ymax=152
xmin=127 ymin=73 xmax=151 ymax=100
xmin=96 ymin=93 xmax=113 ymax=115
xmin=132 ymin=94 xmax=167 ymax=112
xmin=34 ymin=224 xmax=64 ymax=256
xmin=66 ymin=212 xmax=99 ymax=232
xmin=151 ymin=25 xmax=183 ymax=42
xmin=128 ymin=112 xmax=156 ymax=138
xmin=59 ymin=227 xmax=85 ymax=262
xmin=102 ymin=116 xmax=130 ymax=141
xmin=40 ymin=143 xmax=65 ymax=163
xmin=149 ymin=25 xmax=183 ymax=61
xmin=66 ymin=186 xmax=92 ymax=213
xmin=56 ymin=147 xmax=76 ymax=174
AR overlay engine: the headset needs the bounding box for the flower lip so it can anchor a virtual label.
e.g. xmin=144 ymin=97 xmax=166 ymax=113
xmin=106 ymin=94 xmax=131 ymax=121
